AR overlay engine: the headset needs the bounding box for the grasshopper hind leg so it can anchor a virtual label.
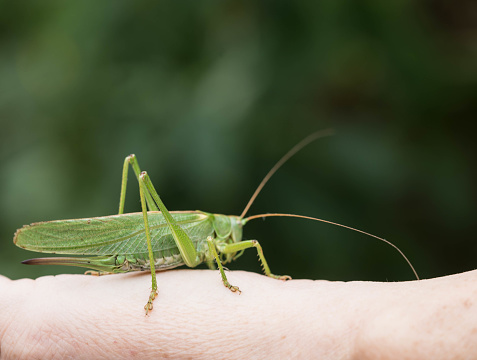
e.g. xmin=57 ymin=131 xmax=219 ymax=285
xmin=144 ymin=288 xmax=158 ymax=314
xmin=118 ymin=154 xmax=158 ymax=214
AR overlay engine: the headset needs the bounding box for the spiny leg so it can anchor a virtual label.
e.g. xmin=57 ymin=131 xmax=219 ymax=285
xmin=138 ymin=175 xmax=158 ymax=315
xmin=206 ymin=237 xmax=241 ymax=293
xmin=220 ymin=240 xmax=291 ymax=280
xmin=119 ymin=154 xmax=158 ymax=214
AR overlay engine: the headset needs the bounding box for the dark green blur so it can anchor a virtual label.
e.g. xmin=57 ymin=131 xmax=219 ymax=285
xmin=1 ymin=1 xmax=476 ymax=282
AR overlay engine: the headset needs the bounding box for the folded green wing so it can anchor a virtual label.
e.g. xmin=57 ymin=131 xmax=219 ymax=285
xmin=14 ymin=211 xmax=214 ymax=256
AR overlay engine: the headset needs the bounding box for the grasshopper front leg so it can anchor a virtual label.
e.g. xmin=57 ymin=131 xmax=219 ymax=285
xmin=219 ymin=240 xmax=291 ymax=281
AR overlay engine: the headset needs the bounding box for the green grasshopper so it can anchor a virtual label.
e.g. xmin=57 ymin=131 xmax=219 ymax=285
xmin=13 ymin=130 xmax=419 ymax=314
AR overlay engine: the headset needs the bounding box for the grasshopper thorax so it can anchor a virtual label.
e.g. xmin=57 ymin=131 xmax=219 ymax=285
xmin=203 ymin=213 xmax=243 ymax=264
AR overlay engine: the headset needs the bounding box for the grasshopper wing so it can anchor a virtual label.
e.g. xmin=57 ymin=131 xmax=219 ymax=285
xmin=14 ymin=211 xmax=214 ymax=256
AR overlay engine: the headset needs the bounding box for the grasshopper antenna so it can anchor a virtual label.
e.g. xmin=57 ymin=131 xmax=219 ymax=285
xmin=240 ymin=129 xmax=335 ymax=219
xmin=243 ymin=213 xmax=420 ymax=280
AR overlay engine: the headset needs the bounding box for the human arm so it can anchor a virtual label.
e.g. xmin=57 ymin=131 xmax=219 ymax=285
xmin=1 ymin=269 xmax=476 ymax=359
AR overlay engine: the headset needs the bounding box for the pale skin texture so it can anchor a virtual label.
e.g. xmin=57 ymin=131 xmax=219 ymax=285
xmin=1 ymin=270 xmax=476 ymax=360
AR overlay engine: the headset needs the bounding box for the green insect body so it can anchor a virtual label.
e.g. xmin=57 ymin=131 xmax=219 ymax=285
xmin=13 ymin=129 xmax=419 ymax=314
xmin=14 ymin=211 xmax=243 ymax=274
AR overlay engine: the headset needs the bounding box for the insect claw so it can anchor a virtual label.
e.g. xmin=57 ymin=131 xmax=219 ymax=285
xmin=144 ymin=302 xmax=153 ymax=315
xmin=144 ymin=299 xmax=154 ymax=314
xmin=144 ymin=288 xmax=158 ymax=315
xmin=229 ymin=285 xmax=241 ymax=294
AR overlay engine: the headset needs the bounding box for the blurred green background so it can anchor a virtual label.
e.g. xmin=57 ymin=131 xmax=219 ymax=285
xmin=1 ymin=1 xmax=476 ymax=282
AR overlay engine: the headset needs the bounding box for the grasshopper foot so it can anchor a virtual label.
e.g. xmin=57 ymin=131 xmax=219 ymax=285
xmin=269 ymin=274 xmax=292 ymax=281
xmin=144 ymin=289 xmax=158 ymax=315
xmin=224 ymin=282 xmax=241 ymax=294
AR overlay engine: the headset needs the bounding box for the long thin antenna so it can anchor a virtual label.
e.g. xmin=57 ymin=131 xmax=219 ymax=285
xmin=243 ymin=213 xmax=419 ymax=280
xmin=240 ymin=129 xmax=334 ymax=219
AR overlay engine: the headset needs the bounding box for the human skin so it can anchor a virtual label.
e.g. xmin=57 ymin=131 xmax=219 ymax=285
xmin=0 ymin=270 xmax=476 ymax=360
